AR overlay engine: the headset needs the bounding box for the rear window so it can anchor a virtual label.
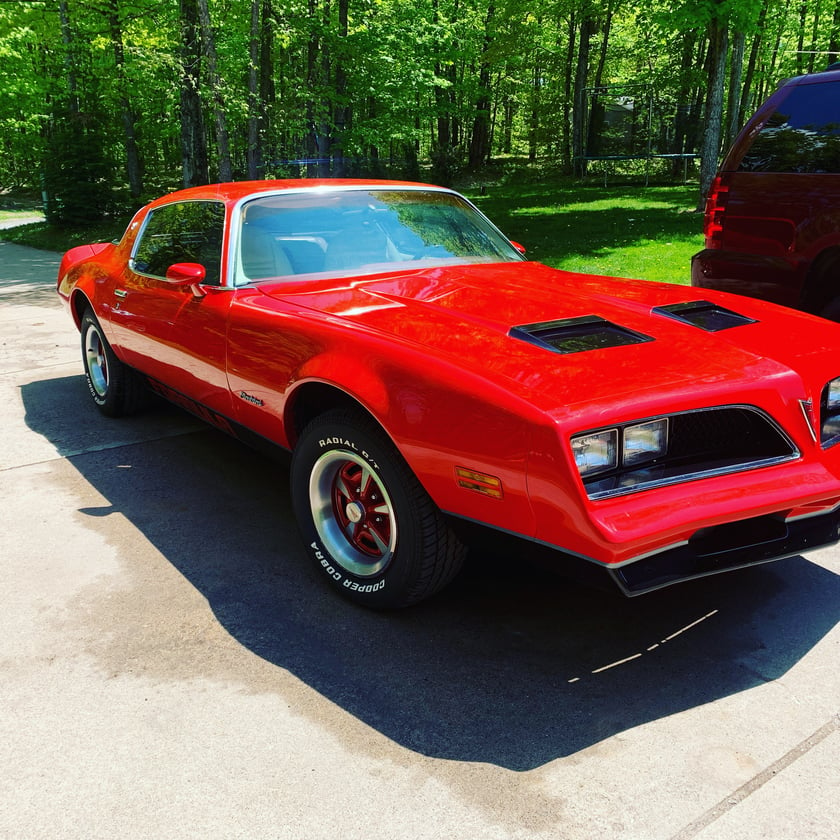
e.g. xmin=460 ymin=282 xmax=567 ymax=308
xmin=738 ymin=79 xmax=840 ymax=174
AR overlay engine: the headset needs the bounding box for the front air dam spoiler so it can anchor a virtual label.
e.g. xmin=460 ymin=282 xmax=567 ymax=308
xmin=611 ymin=509 xmax=840 ymax=596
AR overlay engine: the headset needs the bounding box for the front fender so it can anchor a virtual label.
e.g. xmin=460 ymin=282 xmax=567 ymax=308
xmin=287 ymin=349 xmax=543 ymax=540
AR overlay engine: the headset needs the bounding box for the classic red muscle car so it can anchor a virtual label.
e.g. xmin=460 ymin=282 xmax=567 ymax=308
xmin=57 ymin=180 xmax=840 ymax=607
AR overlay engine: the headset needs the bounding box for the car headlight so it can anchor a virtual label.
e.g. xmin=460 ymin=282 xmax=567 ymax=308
xmin=623 ymin=419 xmax=668 ymax=467
xmin=571 ymin=429 xmax=618 ymax=476
xmin=821 ymin=377 xmax=840 ymax=446
xmin=572 ymin=418 xmax=669 ymax=479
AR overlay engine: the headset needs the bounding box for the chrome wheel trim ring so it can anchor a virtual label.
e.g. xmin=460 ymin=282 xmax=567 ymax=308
xmin=84 ymin=325 xmax=109 ymax=398
xmin=309 ymin=449 xmax=397 ymax=578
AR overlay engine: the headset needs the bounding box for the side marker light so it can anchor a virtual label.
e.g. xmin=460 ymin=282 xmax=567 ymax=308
xmin=456 ymin=467 xmax=504 ymax=499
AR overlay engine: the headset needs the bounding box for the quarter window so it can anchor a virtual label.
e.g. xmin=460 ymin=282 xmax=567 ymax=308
xmin=132 ymin=201 xmax=225 ymax=284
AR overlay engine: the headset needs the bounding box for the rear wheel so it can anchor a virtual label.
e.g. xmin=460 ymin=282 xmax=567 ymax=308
xmin=290 ymin=409 xmax=465 ymax=608
xmin=80 ymin=308 xmax=145 ymax=416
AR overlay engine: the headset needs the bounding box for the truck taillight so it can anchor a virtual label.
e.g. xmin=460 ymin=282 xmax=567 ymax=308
xmin=703 ymin=175 xmax=729 ymax=248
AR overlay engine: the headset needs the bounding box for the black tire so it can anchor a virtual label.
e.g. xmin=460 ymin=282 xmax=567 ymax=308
xmin=290 ymin=409 xmax=465 ymax=608
xmin=80 ymin=308 xmax=146 ymax=417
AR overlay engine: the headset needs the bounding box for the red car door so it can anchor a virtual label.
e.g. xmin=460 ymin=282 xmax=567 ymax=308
xmin=109 ymin=200 xmax=235 ymax=418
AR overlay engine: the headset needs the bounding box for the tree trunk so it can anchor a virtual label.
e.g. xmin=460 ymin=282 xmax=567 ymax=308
xmin=830 ymin=7 xmax=840 ymax=64
xmin=572 ymin=15 xmax=593 ymax=177
xmin=740 ymin=1 xmax=766 ymax=127
xmin=795 ymin=2 xmax=806 ymax=76
xmin=197 ymin=0 xmax=232 ymax=182
xmin=305 ymin=0 xmax=330 ymax=177
xmin=726 ymin=30 xmax=745 ymax=145
xmin=592 ymin=6 xmax=612 ymax=89
xmin=585 ymin=7 xmax=613 ymax=159
xmin=502 ymin=95 xmax=514 ymax=154
xmin=698 ymin=18 xmax=728 ymax=208
xmin=332 ymin=0 xmax=350 ymax=176
xmin=247 ymin=0 xmax=262 ymax=180
xmin=560 ymin=10 xmax=575 ymax=171
xmin=260 ymin=0 xmax=278 ymax=167
xmin=468 ymin=4 xmax=495 ymax=170
xmin=57 ymin=0 xmax=79 ymax=113
xmin=670 ymin=32 xmax=696 ymax=175
xmin=108 ymin=0 xmax=142 ymax=197
xmin=807 ymin=1 xmax=821 ymax=74
xmin=178 ymin=0 xmax=208 ymax=188
xmin=528 ymin=62 xmax=541 ymax=163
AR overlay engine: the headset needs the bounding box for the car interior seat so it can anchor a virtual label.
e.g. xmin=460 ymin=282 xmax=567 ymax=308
xmin=240 ymin=223 xmax=294 ymax=280
xmin=324 ymin=213 xmax=391 ymax=271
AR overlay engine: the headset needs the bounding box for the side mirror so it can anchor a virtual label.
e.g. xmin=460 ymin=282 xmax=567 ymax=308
xmin=165 ymin=262 xmax=206 ymax=284
xmin=165 ymin=262 xmax=208 ymax=296
xmin=510 ymin=241 xmax=526 ymax=255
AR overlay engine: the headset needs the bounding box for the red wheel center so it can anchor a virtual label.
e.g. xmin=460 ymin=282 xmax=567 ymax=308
xmin=332 ymin=461 xmax=392 ymax=558
xmin=345 ymin=500 xmax=365 ymax=524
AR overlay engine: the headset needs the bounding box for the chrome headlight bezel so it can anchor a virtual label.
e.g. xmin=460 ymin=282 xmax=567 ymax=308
xmin=623 ymin=418 xmax=669 ymax=468
xmin=570 ymin=406 xmax=798 ymax=501
xmin=572 ymin=418 xmax=669 ymax=479
xmin=571 ymin=429 xmax=619 ymax=477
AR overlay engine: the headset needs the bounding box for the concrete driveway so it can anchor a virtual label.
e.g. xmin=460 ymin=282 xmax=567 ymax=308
xmin=1 ymin=237 xmax=838 ymax=839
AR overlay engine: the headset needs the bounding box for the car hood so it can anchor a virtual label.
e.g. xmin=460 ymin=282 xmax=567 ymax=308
xmin=269 ymin=261 xmax=840 ymax=420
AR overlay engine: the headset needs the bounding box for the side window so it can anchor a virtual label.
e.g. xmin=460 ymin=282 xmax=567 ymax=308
xmin=739 ymin=81 xmax=840 ymax=173
xmin=132 ymin=201 xmax=225 ymax=285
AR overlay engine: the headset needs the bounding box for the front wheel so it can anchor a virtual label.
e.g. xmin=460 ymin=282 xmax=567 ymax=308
xmin=80 ymin=308 xmax=145 ymax=417
xmin=290 ymin=410 xmax=465 ymax=608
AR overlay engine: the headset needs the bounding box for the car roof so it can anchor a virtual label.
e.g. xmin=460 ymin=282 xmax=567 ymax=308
xmin=149 ymin=179 xmax=447 ymax=206
xmin=782 ymin=67 xmax=840 ymax=87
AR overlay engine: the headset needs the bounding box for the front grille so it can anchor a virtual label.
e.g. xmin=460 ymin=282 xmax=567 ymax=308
xmin=668 ymin=407 xmax=793 ymax=462
xmin=584 ymin=406 xmax=798 ymax=500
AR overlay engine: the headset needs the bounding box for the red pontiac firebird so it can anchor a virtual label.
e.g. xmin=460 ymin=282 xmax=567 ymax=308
xmin=57 ymin=180 xmax=840 ymax=607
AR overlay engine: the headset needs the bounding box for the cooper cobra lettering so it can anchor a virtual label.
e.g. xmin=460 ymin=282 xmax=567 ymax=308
xmin=310 ymin=541 xmax=385 ymax=591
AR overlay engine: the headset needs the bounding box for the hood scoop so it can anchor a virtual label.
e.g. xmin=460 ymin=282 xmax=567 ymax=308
xmin=509 ymin=316 xmax=654 ymax=355
xmin=653 ymin=300 xmax=757 ymax=331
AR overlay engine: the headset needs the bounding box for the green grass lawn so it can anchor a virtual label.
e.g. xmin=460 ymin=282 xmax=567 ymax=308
xmin=0 ymin=216 xmax=125 ymax=252
xmin=469 ymin=180 xmax=703 ymax=286
xmin=1 ymin=177 xmax=704 ymax=286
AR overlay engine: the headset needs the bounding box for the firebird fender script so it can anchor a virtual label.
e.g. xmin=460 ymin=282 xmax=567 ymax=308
xmin=238 ymin=391 xmax=264 ymax=406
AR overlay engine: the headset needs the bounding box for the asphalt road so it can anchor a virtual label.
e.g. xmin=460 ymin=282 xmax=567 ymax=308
xmin=1 ymin=237 xmax=838 ymax=839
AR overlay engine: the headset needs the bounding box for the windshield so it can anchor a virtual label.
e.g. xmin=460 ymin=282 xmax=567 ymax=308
xmin=236 ymin=188 xmax=523 ymax=283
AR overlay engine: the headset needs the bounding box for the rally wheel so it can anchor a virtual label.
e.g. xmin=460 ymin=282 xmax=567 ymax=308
xmin=80 ymin=308 xmax=145 ymax=417
xmin=290 ymin=409 xmax=465 ymax=608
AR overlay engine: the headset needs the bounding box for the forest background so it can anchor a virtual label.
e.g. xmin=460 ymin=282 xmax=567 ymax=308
xmin=1 ymin=0 xmax=839 ymax=228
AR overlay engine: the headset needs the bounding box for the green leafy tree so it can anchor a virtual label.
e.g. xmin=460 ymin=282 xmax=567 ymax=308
xmin=2 ymin=0 xmax=838 ymax=223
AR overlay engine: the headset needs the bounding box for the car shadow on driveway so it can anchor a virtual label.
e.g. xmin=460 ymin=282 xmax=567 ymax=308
xmin=22 ymin=374 xmax=840 ymax=771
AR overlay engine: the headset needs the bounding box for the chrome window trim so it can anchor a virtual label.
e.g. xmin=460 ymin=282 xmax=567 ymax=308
xmin=227 ymin=184 xmax=523 ymax=288
xmin=129 ymin=198 xmax=227 ymax=284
